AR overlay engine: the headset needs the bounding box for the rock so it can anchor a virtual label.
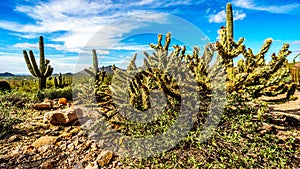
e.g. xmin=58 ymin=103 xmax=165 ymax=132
xmin=33 ymin=99 xmax=55 ymax=110
xmin=77 ymin=130 xmax=87 ymax=137
xmin=44 ymin=107 xmax=83 ymax=125
xmin=90 ymin=143 xmax=98 ymax=151
xmin=96 ymin=150 xmax=114 ymax=166
xmin=70 ymin=127 xmax=81 ymax=135
xmin=74 ymin=139 xmax=80 ymax=147
xmin=33 ymin=102 xmax=53 ymax=110
xmin=32 ymin=136 xmax=57 ymax=148
xmin=59 ymin=132 xmax=72 ymax=139
xmin=23 ymin=145 xmax=37 ymax=155
xmin=58 ymin=98 xmax=68 ymax=105
xmin=67 ymin=143 xmax=75 ymax=151
xmin=8 ymin=135 xmax=19 ymax=142
xmin=40 ymin=161 xmax=53 ymax=169
xmin=38 ymin=144 xmax=52 ymax=153
xmin=85 ymin=161 xmax=99 ymax=169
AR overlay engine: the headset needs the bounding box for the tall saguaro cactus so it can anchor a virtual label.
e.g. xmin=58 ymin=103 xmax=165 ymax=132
xmin=23 ymin=36 xmax=53 ymax=90
xmin=84 ymin=49 xmax=108 ymax=102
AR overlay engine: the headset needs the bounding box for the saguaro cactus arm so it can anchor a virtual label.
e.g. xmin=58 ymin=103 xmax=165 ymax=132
xmin=23 ymin=50 xmax=39 ymax=77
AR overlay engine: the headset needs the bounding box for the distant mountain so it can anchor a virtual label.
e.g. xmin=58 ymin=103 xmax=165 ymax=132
xmin=75 ymin=65 xmax=116 ymax=76
xmin=52 ymin=72 xmax=73 ymax=76
xmin=101 ymin=65 xmax=114 ymax=74
xmin=0 ymin=72 xmax=15 ymax=77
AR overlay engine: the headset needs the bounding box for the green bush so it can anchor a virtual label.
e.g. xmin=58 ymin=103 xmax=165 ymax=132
xmin=34 ymin=86 xmax=72 ymax=101
xmin=0 ymin=90 xmax=28 ymax=138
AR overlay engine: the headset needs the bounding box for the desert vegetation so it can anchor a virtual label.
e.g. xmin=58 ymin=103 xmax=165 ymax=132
xmin=0 ymin=2 xmax=299 ymax=169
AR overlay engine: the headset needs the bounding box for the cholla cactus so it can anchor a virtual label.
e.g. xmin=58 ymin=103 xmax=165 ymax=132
xmin=291 ymin=53 xmax=300 ymax=84
xmin=109 ymin=32 xmax=224 ymax=123
xmin=215 ymin=2 xmax=296 ymax=101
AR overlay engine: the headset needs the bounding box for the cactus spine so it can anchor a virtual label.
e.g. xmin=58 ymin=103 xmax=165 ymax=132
xmin=23 ymin=36 xmax=53 ymax=90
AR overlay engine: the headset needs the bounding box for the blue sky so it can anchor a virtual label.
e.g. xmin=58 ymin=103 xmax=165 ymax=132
xmin=0 ymin=0 xmax=300 ymax=74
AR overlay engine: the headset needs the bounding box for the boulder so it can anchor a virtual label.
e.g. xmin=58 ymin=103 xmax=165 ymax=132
xmin=85 ymin=161 xmax=99 ymax=169
xmin=58 ymin=98 xmax=67 ymax=105
xmin=44 ymin=107 xmax=83 ymax=125
xmin=96 ymin=150 xmax=114 ymax=166
xmin=31 ymin=136 xmax=57 ymax=148
xmin=32 ymin=99 xmax=54 ymax=110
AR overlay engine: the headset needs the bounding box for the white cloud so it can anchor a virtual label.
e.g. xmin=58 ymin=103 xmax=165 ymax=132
xmin=292 ymin=40 xmax=300 ymax=45
xmin=209 ymin=10 xmax=226 ymax=23
xmin=0 ymin=0 xmax=170 ymax=54
xmin=14 ymin=43 xmax=38 ymax=49
xmin=232 ymin=0 xmax=300 ymax=13
xmin=0 ymin=0 xmax=208 ymax=73
xmin=209 ymin=10 xmax=246 ymax=23
xmin=111 ymin=44 xmax=150 ymax=51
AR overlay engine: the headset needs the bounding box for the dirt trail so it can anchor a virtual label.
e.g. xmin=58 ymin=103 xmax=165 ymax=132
xmin=261 ymin=91 xmax=300 ymax=116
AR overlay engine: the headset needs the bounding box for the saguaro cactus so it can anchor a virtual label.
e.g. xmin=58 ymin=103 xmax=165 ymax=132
xmin=84 ymin=49 xmax=108 ymax=101
xmin=84 ymin=49 xmax=107 ymax=83
xmin=23 ymin=36 xmax=53 ymax=90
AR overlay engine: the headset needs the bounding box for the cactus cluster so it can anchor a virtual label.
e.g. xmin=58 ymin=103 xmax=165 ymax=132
xmin=87 ymin=3 xmax=296 ymax=132
xmin=54 ymin=73 xmax=66 ymax=88
xmin=23 ymin=36 xmax=53 ymax=90
xmin=291 ymin=53 xmax=300 ymax=84
xmin=96 ymin=3 xmax=296 ymax=117
xmin=107 ymin=31 xmax=226 ymax=131
xmin=215 ymin=3 xmax=296 ymax=101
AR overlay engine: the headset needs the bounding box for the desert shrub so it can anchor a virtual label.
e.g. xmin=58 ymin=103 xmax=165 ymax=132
xmin=46 ymin=77 xmax=55 ymax=88
xmin=0 ymin=80 xmax=11 ymax=92
xmin=34 ymin=86 xmax=72 ymax=101
xmin=0 ymin=110 xmax=21 ymax=139
xmin=0 ymin=91 xmax=28 ymax=138
xmin=0 ymin=89 xmax=33 ymax=108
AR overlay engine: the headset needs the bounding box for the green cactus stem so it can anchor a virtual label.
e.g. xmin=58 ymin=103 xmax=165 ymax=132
xmin=23 ymin=36 xmax=53 ymax=90
xmin=226 ymin=3 xmax=233 ymax=43
xmin=54 ymin=73 xmax=65 ymax=88
xmin=84 ymin=49 xmax=109 ymax=102
xmin=85 ymin=49 xmax=99 ymax=79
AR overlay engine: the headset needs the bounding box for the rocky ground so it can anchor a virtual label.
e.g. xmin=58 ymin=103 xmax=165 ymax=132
xmin=0 ymin=92 xmax=299 ymax=169
xmin=0 ymin=101 xmax=128 ymax=169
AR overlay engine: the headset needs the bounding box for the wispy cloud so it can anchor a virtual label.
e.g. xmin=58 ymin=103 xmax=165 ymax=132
xmin=0 ymin=0 xmax=171 ymax=54
xmin=292 ymin=40 xmax=300 ymax=45
xmin=208 ymin=10 xmax=246 ymax=23
xmin=232 ymin=0 xmax=300 ymax=13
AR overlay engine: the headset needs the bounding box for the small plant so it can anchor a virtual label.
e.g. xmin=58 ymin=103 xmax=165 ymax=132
xmin=23 ymin=36 xmax=54 ymax=90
